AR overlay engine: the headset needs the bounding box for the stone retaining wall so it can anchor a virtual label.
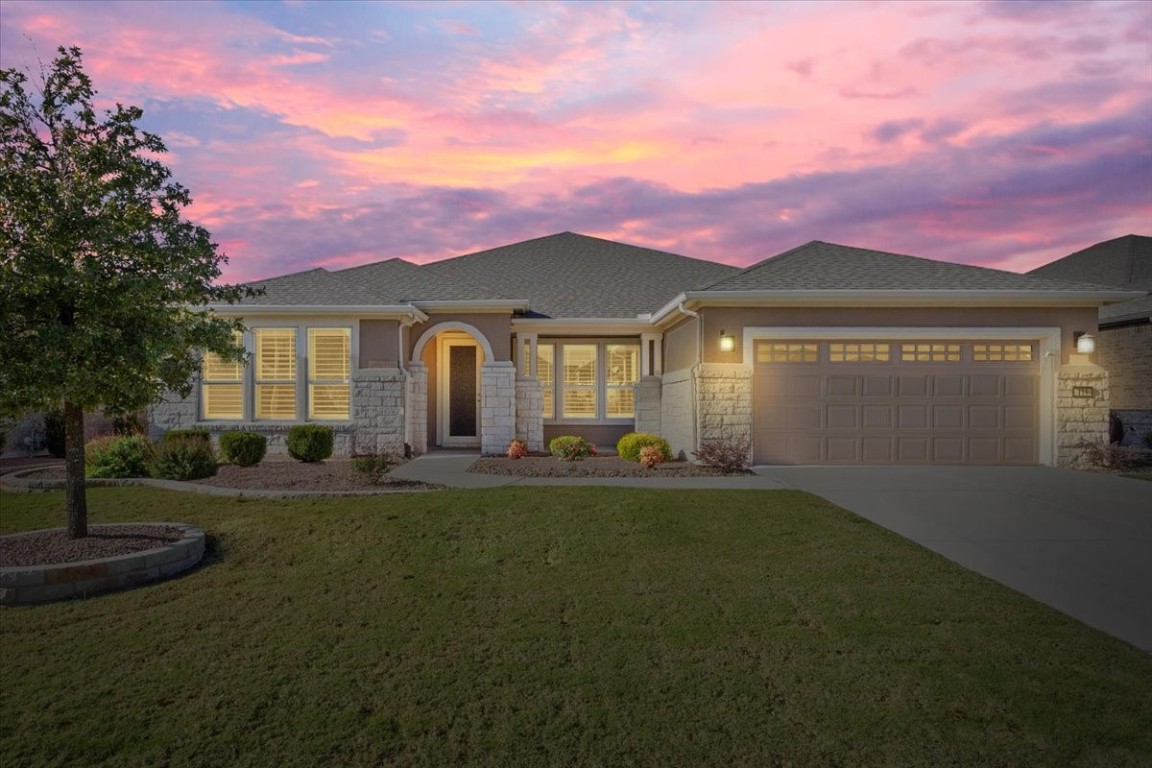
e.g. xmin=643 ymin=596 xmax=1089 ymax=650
xmin=0 ymin=523 xmax=205 ymax=605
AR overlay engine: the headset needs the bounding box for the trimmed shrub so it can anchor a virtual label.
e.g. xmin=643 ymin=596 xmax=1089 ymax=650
xmin=1077 ymin=438 xmax=1144 ymax=472
xmin=150 ymin=437 xmax=218 ymax=481
xmin=287 ymin=424 xmax=334 ymax=463
xmin=507 ymin=439 xmax=528 ymax=459
xmin=219 ymin=431 xmax=267 ymax=467
xmin=692 ymin=434 xmax=752 ymax=474
xmin=616 ymin=432 xmax=672 ymax=463
xmin=350 ymin=453 xmax=395 ymax=483
xmin=638 ymin=445 xmax=664 ymax=469
xmin=163 ymin=428 xmax=211 ymax=445
xmin=85 ymin=435 xmax=154 ymax=478
xmin=549 ymin=435 xmax=596 ymax=461
xmin=43 ymin=408 xmax=66 ymax=458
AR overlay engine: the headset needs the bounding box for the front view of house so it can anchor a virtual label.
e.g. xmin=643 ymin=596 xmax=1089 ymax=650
xmin=151 ymin=233 xmax=1145 ymax=467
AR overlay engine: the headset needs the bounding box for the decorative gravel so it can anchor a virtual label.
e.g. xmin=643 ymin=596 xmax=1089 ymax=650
xmin=0 ymin=524 xmax=185 ymax=568
xmin=469 ymin=456 xmax=741 ymax=477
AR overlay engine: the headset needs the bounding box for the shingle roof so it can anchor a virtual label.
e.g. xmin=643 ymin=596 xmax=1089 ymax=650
xmin=1028 ymin=235 xmax=1152 ymax=323
xmin=699 ymin=240 xmax=1133 ymax=293
xmin=243 ymin=268 xmax=386 ymax=306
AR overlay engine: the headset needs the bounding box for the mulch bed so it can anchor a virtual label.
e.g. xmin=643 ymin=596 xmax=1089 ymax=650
xmin=0 ymin=524 xmax=185 ymax=568
xmin=469 ymin=456 xmax=741 ymax=477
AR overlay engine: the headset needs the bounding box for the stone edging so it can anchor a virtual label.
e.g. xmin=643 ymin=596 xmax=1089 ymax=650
xmin=0 ymin=468 xmax=440 ymax=499
xmin=0 ymin=523 xmax=204 ymax=606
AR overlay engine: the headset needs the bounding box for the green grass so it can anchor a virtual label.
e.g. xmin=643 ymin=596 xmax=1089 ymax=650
xmin=1121 ymin=470 xmax=1152 ymax=482
xmin=2 ymin=488 xmax=1150 ymax=768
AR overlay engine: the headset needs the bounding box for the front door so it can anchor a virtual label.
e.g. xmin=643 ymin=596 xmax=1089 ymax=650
xmin=439 ymin=338 xmax=480 ymax=447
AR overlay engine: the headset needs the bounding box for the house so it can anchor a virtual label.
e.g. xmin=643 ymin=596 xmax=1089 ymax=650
xmin=1029 ymin=234 xmax=1152 ymax=446
xmin=150 ymin=232 xmax=1145 ymax=466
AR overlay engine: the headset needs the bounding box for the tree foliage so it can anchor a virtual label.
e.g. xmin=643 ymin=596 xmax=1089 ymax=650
xmin=0 ymin=46 xmax=255 ymax=535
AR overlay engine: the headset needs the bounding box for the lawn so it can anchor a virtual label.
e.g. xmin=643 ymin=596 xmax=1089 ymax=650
xmin=2 ymin=487 xmax=1150 ymax=768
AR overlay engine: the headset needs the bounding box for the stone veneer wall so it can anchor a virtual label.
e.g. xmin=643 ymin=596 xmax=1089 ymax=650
xmin=407 ymin=362 xmax=428 ymax=454
xmin=350 ymin=368 xmax=407 ymax=456
xmin=1056 ymin=362 xmax=1110 ymax=468
xmin=634 ymin=377 xmax=662 ymax=436
xmin=1099 ymin=323 xmax=1152 ymax=410
xmin=694 ymin=363 xmax=754 ymax=461
xmin=514 ymin=376 xmax=544 ymax=452
xmin=481 ymin=362 xmax=516 ymax=455
xmin=660 ymin=369 xmax=695 ymax=460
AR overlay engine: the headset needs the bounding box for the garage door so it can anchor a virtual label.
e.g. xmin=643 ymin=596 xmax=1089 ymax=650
xmin=753 ymin=340 xmax=1039 ymax=465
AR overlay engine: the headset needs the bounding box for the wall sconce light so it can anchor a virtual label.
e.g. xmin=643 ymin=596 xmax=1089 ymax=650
xmin=1074 ymin=332 xmax=1096 ymax=354
xmin=719 ymin=331 xmax=736 ymax=353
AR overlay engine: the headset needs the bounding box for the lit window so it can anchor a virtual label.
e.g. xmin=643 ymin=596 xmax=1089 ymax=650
xmin=308 ymin=328 xmax=351 ymax=420
xmin=538 ymin=343 xmax=555 ymax=419
xmin=829 ymin=343 xmax=890 ymax=363
xmin=562 ymin=344 xmax=597 ymax=419
xmin=255 ymin=329 xmax=297 ymax=419
xmin=757 ymin=342 xmax=818 ymax=363
xmin=606 ymin=344 xmax=640 ymax=418
xmin=972 ymin=343 xmax=1033 ymax=362
xmin=201 ymin=332 xmax=244 ymax=420
xmin=901 ymin=343 xmax=960 ymax=363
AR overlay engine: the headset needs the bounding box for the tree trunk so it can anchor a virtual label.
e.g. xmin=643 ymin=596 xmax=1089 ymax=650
xmin=64 ymin=401 xmax=87 ymax=539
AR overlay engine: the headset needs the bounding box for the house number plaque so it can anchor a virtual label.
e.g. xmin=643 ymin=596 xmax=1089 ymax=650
xmin=1072 ymin=386 xmax=1095 ymax=398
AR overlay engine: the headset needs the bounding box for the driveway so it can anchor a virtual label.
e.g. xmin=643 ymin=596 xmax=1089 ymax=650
xmin=753 ymin=466 xmax=1152 ymax=651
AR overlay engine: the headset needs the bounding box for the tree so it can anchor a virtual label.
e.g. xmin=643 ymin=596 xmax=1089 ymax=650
xmin=0 ymin=46 xmax=254 ymax=538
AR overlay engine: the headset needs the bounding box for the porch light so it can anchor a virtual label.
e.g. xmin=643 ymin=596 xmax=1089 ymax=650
xmin=1074 ymin=332 xmax=1096 ymax=354
xmin=719 ymin=331 xmax=736 ymax=353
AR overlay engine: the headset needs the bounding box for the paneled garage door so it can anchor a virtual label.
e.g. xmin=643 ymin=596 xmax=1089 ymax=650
xmin=753 ymin=340 xmax=1040 ymax=465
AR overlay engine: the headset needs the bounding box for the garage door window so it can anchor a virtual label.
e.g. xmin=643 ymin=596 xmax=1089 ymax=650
xmin=901 ymin=343 xmax=960 ymax=362
xmin=757 ymin=343 xmax=818 ymax=363
xmin=973 ymin=343 xmax=1033 ymax=362
xmin=829 ymin=343 xmax=890 ymax=362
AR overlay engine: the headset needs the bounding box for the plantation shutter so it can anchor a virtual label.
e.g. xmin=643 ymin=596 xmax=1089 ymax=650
xmin=255 ymin=329 xmax=297 ymax=419
xmin=308 ymin=328 xmax=351 ymax=420
xmin=201 ymin=332 xmax=244 ymax=420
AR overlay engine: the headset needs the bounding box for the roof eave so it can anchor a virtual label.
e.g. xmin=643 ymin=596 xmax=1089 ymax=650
xmin=205 ymin=304 xmax=430 ymax=322
xmin=411 ymin=299 xmax=530 ymax=314
xmin=511 ymin=317 xmax=654 ymax=334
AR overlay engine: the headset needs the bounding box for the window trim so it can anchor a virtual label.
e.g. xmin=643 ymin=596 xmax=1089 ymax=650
xmin=532 ymin=338 xmax=641 ymax=424
xmin=200 ymin=332 xmax=246 ymax=421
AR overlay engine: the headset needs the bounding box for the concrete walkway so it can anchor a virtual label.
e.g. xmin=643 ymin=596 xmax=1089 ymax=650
xmin=389 ymin=452 xmax=789 ymax=489
xmin=756 ymin=466 xmax=1152 ymax=651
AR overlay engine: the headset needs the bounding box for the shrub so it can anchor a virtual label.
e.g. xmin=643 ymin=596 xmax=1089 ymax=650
xmin=43 ymin=408 xmax=66 ymax=458
xmin=507 ymin=439 xmax=528 ymax=460
xmin=350 ymin=453 xmax=396 ymax=483
xmin=692 ymin=434 xmax=752 ymax=474
xmin=149 ymin=437 xmax=218 ymax=481
xmin=219 ymin=431 xmax=267 ymax=467
xmin=616 ymin=432 xmax=672 ymax=463
xmin=287 ymin=424 xmax=334 ymax=463
xmin=549 ymin=435 xmax=596 ymax=461
xmin=638 ymin=445 xmax=664 ymax=469
xmin=163 ymin=428 xmax=211 ymax=445
xmin=1077 ymin=438 xmax=1144 ymax=472
xmin=85 ymin=435 xmax=154 ymax=478
xmin=112 ymin=412 xmax=147 ymax=436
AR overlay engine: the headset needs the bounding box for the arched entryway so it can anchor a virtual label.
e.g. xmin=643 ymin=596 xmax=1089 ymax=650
xmin=410 ymin=322 xmax=497 ymax=450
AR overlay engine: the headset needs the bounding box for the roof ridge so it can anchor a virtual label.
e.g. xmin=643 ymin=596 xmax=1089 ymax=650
xmin=245 ymin=266 xmax=330 ymax=285
xmin=696 ymin=240 xmax=822 ymax=289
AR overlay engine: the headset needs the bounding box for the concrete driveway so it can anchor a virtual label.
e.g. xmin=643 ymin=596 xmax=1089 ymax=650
xmin=753 ymin=466 xmax=1152 ymax=651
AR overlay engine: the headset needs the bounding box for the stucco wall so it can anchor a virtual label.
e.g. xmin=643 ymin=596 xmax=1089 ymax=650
xmin=408 ymin=313 xmax=512 ymax=362
xmin=663 ymin=317 xmax=697 ymax=373
xmin=660 ymin=368 xmax=696 ymax=460
xmin=359 ymin=319 xmax=400 ymax=369
xmin=1099 ymin=322 xmax=1152 ymax=410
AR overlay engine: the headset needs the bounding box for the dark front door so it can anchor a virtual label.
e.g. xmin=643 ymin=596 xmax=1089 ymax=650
xmin=446 ymin=342 xmax=478 ymax=444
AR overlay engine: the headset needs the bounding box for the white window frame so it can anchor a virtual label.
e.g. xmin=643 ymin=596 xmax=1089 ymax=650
xmin=200 ymin=332 xmax=246 ymax=421
xmin=533 ymin=339 xmax=641 ymax=425
xmin=198 ymin=320 xmax=358 ymax=424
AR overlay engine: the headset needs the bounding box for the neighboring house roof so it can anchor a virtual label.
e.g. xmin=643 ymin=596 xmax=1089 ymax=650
xmin=699 ymin=240 xmax=1130 ymax=293
xmin=1028 ymin=235 xmax=1152 ymax=324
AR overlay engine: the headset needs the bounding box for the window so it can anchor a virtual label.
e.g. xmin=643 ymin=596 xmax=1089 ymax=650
xmin=538 ymin=343 xmax=555 ymax=419
xmin=901 ymin=343 xmax=960 ymax=363
xmin=757 ymin=342 xmax=818 ymax=363
xmin=255 ymin=329 xmax=298 ymax=419
xmin=829 ymin=343 xmax=890 ymax=363
xmin=972 ymin=343 xmax=1033 ymax=362
xmin=308 ymin=328 xmax=351 ymax=419
xmin=201 ymin=332 xmax=244 ymax=420
xmin=562 ymin=344 xmax=597 ymax=419
xmin=606 ymin=344 xmax=639 ymax=418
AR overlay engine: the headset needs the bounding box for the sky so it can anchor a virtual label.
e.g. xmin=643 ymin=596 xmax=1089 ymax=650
xmin=1 ymin=0 xmax=1150 ymax=284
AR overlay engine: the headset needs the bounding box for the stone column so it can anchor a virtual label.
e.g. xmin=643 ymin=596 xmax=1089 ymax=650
xmin=1056 ymin=360 xmax=1110 ymax=468
xmin=148 ymin=389 xmax=199 ymax=439
xmin=351 ymin=368 xmax=407 ymax=456
xmin=634 ymin=376 xmax=663 ymax=436
xmin=407 ymin=362 xmax=428 ymax=455
xmin=481 ymin=362 xmax=516 ymax=455
xmin=694 ymin=363 xmax=753 ymax=463
xmin=515 ymin=375 xmax=544 ymax=452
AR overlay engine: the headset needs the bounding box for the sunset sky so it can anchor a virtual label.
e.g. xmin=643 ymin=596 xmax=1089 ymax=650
xmin=2 ymin=0 xmax=1150 ymax=283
